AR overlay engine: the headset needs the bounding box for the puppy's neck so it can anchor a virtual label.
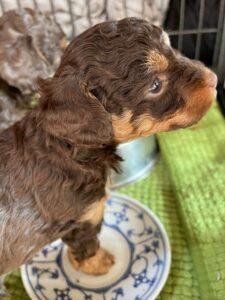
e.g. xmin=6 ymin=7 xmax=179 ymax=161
xmin=74 ymin=143 xmax=122 ymax=173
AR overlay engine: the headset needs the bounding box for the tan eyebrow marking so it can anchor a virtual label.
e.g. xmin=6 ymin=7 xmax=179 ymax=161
xmin=147 ymin=50 xmax=169 ymax=72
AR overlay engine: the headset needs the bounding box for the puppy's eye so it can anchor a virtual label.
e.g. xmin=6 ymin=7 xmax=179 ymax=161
xmin=149 ymin=78 xmax=162 ymax=94
xmin=89 ymin=86 xmax=104 ymax=101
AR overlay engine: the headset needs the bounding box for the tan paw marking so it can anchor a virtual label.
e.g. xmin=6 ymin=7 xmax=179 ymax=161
xmin=68 ymin=247 xmax=115 ymax=276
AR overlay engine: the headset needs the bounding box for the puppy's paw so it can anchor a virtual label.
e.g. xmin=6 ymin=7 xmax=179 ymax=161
xmin=68 ymin=247 xmax=115 ymax=276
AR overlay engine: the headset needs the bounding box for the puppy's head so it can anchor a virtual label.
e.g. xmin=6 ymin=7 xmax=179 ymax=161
xmin=39 ymin=17 xmax=217 ymax=146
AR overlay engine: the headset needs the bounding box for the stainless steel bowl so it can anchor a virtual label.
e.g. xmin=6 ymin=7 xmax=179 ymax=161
xmin=109 ymin=136 xmax=158 ymax=189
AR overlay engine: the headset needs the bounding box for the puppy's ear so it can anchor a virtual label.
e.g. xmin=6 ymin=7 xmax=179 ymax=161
xmin=36 ymin=74 xmax=113 ymax=147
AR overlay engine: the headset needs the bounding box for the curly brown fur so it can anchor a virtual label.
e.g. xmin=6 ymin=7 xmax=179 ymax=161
xmin=0 ymin=17 xmax=217 ymax=276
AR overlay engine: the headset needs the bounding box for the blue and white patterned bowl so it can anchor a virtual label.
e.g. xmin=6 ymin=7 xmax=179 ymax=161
xmin=21 ymin=194 xmax=171 ymax=300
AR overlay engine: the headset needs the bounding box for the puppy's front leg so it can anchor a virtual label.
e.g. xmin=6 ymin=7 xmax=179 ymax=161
xmin=62 ymin=196 xmax=114 ymax=275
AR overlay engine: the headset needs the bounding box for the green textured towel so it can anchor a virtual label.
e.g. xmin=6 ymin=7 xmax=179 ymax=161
xmin=157 ymin=104 xmax=225 ymax=300
xmin=4 ymin=104 xmax=225 ymax=299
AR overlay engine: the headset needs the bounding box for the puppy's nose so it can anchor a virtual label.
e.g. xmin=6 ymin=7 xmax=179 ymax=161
xmin=205 ymin=71 xmax=218 ymax=88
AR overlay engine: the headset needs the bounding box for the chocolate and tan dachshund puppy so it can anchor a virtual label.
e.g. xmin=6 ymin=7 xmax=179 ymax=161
xmin=0 ymin=18 xmax=217 ymax=278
